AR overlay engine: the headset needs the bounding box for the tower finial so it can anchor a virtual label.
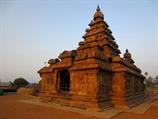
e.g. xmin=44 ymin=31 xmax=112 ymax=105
xmin=97 ymin=5 xmax=100 ymax=11
xmin=94 ymin=5 xmax=104 ymax=20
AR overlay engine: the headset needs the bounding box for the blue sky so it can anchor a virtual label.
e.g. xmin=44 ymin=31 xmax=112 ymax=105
xmin=0 ymin=0 xmax=158 ymax=83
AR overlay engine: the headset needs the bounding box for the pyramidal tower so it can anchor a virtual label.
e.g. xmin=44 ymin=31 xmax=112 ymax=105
xmin=38 ymin=6 xmax=145 ymax=110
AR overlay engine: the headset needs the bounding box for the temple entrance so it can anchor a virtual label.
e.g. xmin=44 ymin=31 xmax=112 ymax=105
xmin=58 ymin=69 xmax=70 ymax=91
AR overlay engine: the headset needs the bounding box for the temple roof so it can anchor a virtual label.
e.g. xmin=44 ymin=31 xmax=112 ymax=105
xmin=82 ymin=5 xmax=121 ymax=56
xmin=93 ymin=5 xmax=104 ymax=20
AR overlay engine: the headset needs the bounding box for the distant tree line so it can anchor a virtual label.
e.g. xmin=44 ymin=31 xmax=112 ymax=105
xmin=144 ymin=72 xmax=158 ymax=88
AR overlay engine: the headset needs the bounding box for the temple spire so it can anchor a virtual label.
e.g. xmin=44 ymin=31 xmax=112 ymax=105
xmin=94 ymin=5 xmax=104 ymax=20
xmin=97 ymin=5 xmax=100 ymax=11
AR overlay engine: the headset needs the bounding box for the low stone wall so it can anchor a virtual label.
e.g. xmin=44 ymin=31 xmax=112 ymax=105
xmin=0 ymin=86 xmax=17 ymax=92
xmin=17 ymin=87 xmax=38 ymax=96
xmin=145 ymin=87 xmax=158 ymax=94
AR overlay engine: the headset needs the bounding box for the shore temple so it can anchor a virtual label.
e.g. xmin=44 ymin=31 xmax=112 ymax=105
xmin=38 ymin=6 xmax=145 ymax=111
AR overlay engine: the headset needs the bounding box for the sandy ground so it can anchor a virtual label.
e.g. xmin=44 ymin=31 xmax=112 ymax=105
xmin=0 ymin=94 xmax=100 ymax=119
xmin=0 ymin=93 xmax=158 ymax=119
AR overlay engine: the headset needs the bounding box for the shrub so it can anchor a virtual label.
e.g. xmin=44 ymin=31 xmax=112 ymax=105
xmin=13 ymin=78 xmax=29 ymax=88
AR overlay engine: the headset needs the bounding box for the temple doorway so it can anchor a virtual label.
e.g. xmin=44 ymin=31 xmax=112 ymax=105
xmin=58 ymin=69 xmax=70 ymax=91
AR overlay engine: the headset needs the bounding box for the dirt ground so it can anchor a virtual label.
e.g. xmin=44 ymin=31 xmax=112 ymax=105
xmin=0 ymin=94 xmax=158 ymax=119
xmin=0 ymin=94 xmax=99 ymax=119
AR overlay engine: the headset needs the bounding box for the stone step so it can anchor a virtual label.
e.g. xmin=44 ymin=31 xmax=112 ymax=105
xmin=39 ymin=93 xmax=53 ymax=103
xmin=127 ymin=95 xmax=148 ymax=108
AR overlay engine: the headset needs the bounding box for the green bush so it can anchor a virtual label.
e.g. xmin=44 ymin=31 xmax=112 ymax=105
xmin=0 ymin=90 xmax=4 ymax=95
xmin=13 ymin=78 xmax=29 ymax=88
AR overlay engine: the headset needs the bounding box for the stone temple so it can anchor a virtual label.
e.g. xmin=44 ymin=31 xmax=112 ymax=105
xmin=38 ymin=6 xmax=145 ymax=110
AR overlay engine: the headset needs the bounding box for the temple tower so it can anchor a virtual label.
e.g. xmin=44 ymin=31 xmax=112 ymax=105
xmin=38 ymin=6 xmax=145 ymax=110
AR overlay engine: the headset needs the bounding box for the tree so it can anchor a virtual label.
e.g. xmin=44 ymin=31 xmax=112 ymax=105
xmin=144 ymin=72 xmax=149 ymax=85
xmin=145 ymin=76 xmax=153 ymax=87
xmin=9 ymin=81 xmax=14 ymax=86
xmin=13 ymin=78 xmax=29 ymax=88
xmin=144 ymin=72 xmax=148 ymax=77
xmin=155 ymin=75 xmax=158 ymax=87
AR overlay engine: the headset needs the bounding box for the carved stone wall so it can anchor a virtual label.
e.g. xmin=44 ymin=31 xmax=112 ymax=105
xmin=71 ymin=69 xmax=98 ymax=97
